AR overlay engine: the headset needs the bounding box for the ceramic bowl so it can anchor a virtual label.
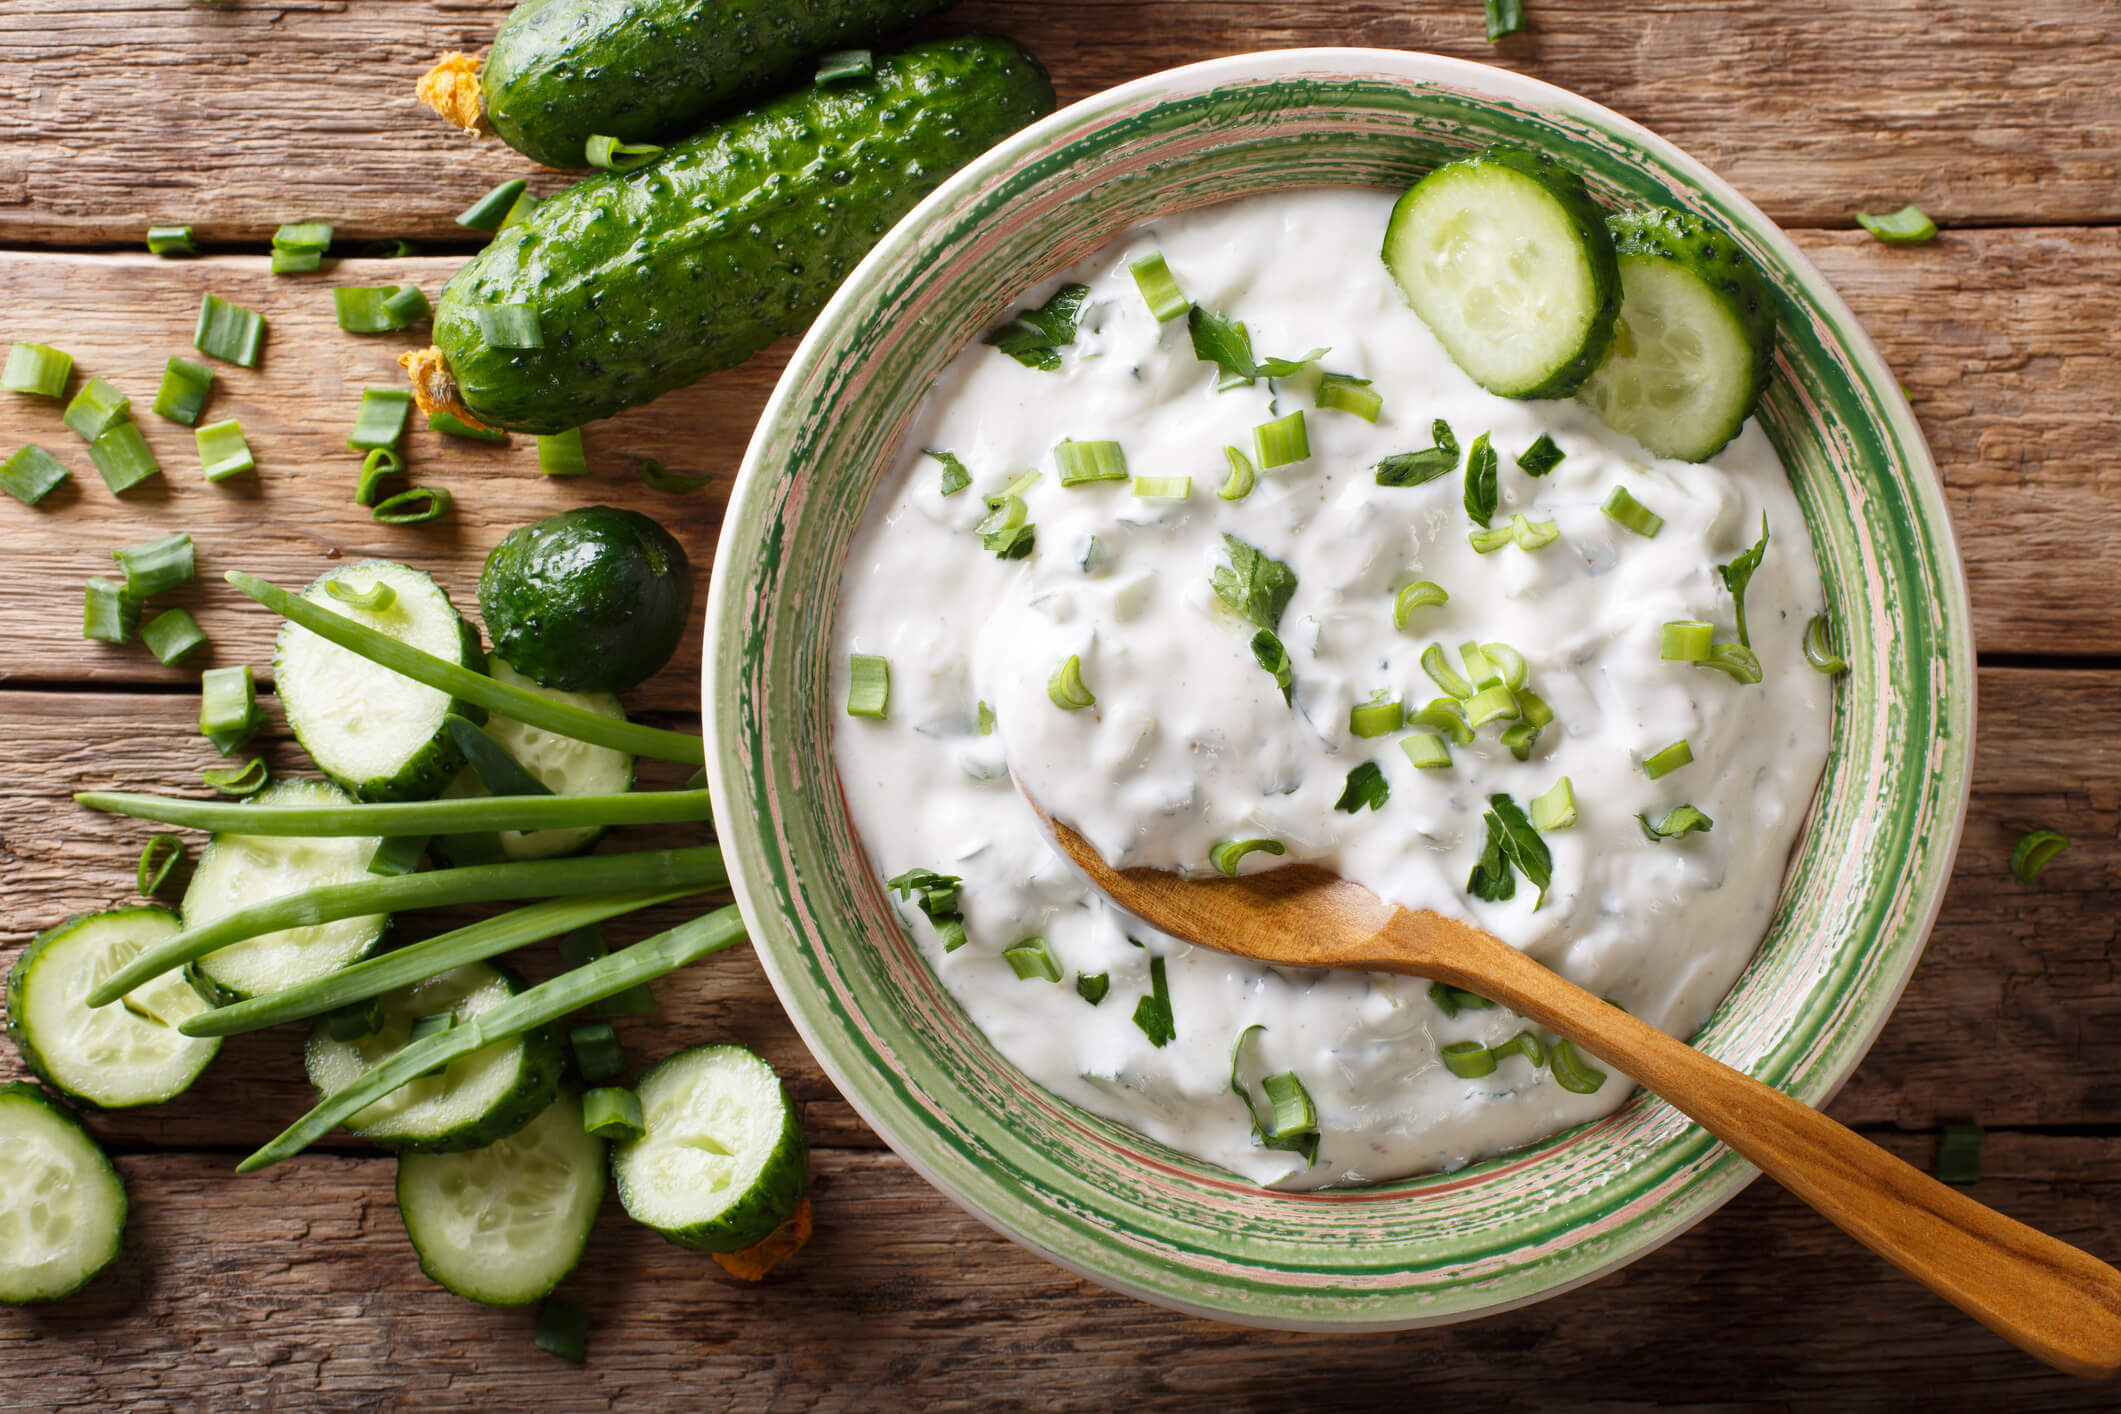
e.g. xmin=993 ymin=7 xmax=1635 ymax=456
xmin=703 ymin=48 xmax=1972 ymax=1328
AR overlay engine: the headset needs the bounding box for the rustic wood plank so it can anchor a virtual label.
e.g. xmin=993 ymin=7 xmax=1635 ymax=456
xmin=3 ymin=1 xmax=2117 ymax=242
xmin=0 ymin=1136 xmax=2113 ymax=1411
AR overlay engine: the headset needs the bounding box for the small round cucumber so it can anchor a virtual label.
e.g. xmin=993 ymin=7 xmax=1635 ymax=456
xmin=275 ymin=560 xmax=486 ymax=801
xmin=436 ymin=659 xmax=636 ymax=864
xmin=0 ymin=1082 xmax=126 ymax=1304
xmin=6 ymin=907 xmax=220 ymax=1109
xmin=612 ymin=1044 xmax=808 ymax=1253
xmin=306 ymin=961 xmax=563 ymax=1154
xmin=1383 ymin=145 xmax=1620 ymax=399
xmin=1576 ymin=205 xmax=1777 ymax=463
xmin=182 ymin=778 xmax=391 ymax=1001
xmin=479 ymin=507 xmax=693 ymax=693
xmin=396 ymin=1091 xmax=606 ymax=1306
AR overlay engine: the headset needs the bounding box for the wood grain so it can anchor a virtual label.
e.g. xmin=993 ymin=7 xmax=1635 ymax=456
xmin=2 ymin=1 xmax=2118 ymax=243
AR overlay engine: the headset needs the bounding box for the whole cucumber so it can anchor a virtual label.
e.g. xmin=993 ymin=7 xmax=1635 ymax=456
xmin=485 ymin=0 xmax=960 ymax=169
xmin=429 ymin=36 xmax=1053 ymax=432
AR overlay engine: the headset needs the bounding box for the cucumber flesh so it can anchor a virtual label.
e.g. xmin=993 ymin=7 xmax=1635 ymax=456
xmin=437 ymin=660 xmax=635 ymax=863
xmin=0 ymin=1083 xmax=127 ymax=1304
xmin=183 ymin=778 xmax=390 ymax=1000
xmin=305 ymin=961 xmax=561 ymax=1153
xmin=396 ymin=1091 xmax=605 ymax=1306
xmin=6 ymin=908 xmax=220 ymax=1109
xmin=275 ymin=560 xmax=484 ymax=801
xmin=1382 ymin=146 xmax=1619 ymax=399
xmin=612 ymin=1044 xmax=807 ymax=1253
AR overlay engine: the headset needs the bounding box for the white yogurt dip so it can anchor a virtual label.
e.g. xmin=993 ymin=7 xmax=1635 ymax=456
xmin=831 ymin=188 xmax=1831 ymax=1188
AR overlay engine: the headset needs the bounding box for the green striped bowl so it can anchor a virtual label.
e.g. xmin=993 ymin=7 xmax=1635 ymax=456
xmin=704 ymin=49 xmax=1972 ymax=1327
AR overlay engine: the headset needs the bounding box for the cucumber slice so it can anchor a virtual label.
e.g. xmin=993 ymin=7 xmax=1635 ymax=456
xmin=435 ymin=660 xmax=635 ymax=864
xmin=0 ymin=1083 xmax=126 ymax=1304
xmin=1382 ymin=145 xmax=1619 ymax=399
xmin=275 ymin=560 xmax=486 ymax=801
xmin=6 ymin=908 xmax=220 ymax=1108
xmin=612 ymin=1044 xmax=808 ymax=1253
xmin=182 ymin=778 xmax=390 ymax=1000
xmin=1576 ymin=206 xmax=1777 ymax=463
xmin=305 ymin=960 xmax=562 ymax=1153
xmin=396 ymin=1091 xmax=605 ymax=1306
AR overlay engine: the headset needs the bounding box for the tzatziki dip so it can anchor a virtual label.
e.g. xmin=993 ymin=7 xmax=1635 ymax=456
xmin=831 ymin=187 xmax=1831 ymax=1188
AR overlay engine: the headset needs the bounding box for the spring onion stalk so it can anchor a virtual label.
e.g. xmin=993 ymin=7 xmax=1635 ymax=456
xmin=1661 ymin=621 xmax=1714 ymax=661
xmin=1075 ymin=973 xmax=1110 ymax=1005
xmin=1499 ymin=721 xmax=1540 ymax=762
xmin=1421 ymin=642 xmax=1473 ymax=700
xmin=1935 ymin=1122 xmax=1984 ymax=1184
xmin=383 ymin=285 xmax=432 ymax=327
xmin=1261 ymin=1071 xmax=1318 ymax=1142
xmin=372 ymin=487 xmax=453 ymax=525
xmin=1428 ymin=983 xmax=1493 ymax=1019
xmin=1517 ymin=434 xmax=1564 ymax=477
xmin=1133 ymin=954 xmax=1176 ymax=1047
xmin=1700 ymin=642 xmax=1764 ymax=684
xmin=1316 ymin=373 xmax=1382 ymax=422
xmin=355 ymin=447 xmax=404 ymax=507
xmin=1400 ymin=731 xmax=1451 ymax=770
xmin=431 ymin=411 xmax=507 ymax=443
xmin=4 ymin=342 xmax=73 ymax=397
xmin=1855 ymin=204 xmax=1937 ymax=245
xmin=1393 ymin=581 xmax=1448 ymax=629
xmin=498 ymin=187 xmax=540 ymax=230
xmin=82 ymin=578 xmax=139 ymax=644
xmin=137 ymin=833 xmax=186 ymax=897
xmin=193 ymin=294 xmax=266 ymax=368
xmin=569 ymin=1022 xmax=626 ymax=1082
xmin=110 ymin=534 xmax=192 ymax=597
xmin=846 ymin=654 xmax=890 ymax=719
xmin=64 ymin=377 xmax=131 ymax=441
xmin=142 ymin=608 xmax=208 ymax=665
xmin=1440 ymin=1040 xmax=1496 ymax=1078
xmin=1004 ymin=937 xmax=1064 ymax=982
xmin=1349 ymin=695 xmax=1404 ymax=739
xmin=537 ymin=428 xmax=589 ymax=477
xmin=1639 ymin=803 xmax=1713 ymax=841
xmin=1218 ymin=446 xmax=1256 ymax=501
xmin=1601 ymin=485 xmax=1663 ymax=538
xmin=1253 ymin=411 xmax=1310 ymax=470
xmin=1549 ymin=1040 xmax=1607 ymax=1094
xmin=1463 ymin=684 xmax=1518 ymax=728
xmin=559 ymin=924 xmax=657 ymax=1017
xmin=89 ymin=422 xmax=163 ymax=494
xmin=1128 ymin=252 xmax=1189 ymax=322
xmin=1513 ymin=686 xmax=1553 ymax=728
xmin=1048 ymin=654 xmax=1096 ymax=710
xmin=582 ymin=1087 xmax=646 ymax=1141
xmin=1531 ymin=776 xmax=1576 ymax=831
xmin=147 ymin=225 xmax=199 ymax=257
xmin=473 ymin=304 xmax=543 ymax=350
xmin=79 ymin=785 xmax=714 ymax=839
xmin=226 ymin=570 xmax=708 ymax=764
xmin=1209 ymin=838 xmax=1285 ymax=877
xmin=151 ymin=356 xmax=214 ymax=426
xmin=1642 ymin=740 xmax=1693 ymax=779
xmin=1485 ymin=0 xmax=1526 ymax=40
xmin=0 ymin=445 xmax=71 ymax=505
xmin=201 ymin=757 xmax=269 ymax=796
xmin=535 ymin=1299 xmax=590 ymax=1365
xmin=1413 ymin=697 xmax=1474 ymax=746
xmin=347 ymin=387 xmax=411 ymax=452
xmin=1472 ymin=514 xmax=1559 ymax=553
xmin=1055 ymin=438 xmax=1127 ymax=486
xmin=2009 ymin=829 xmax=2070 ymax=884
xmin=326 ymin=577 xmax=396 ymax=613
xmin=456 ymin=179 xmax=527 ymax=233
xmin=585 ymin=135 xmax=664 ymax=170
xmin=1130 ymin=475 xmax=1190 ymax=500
xmin=197 ymin=664 xmax=262 ymax=755
xmin=195 ymin=419 xmax=255 ymax=481
xmin=1803 ymin=613 xmax=1847 ymax=675
xmin=239 ymin=905 xmax=745 ymax=1172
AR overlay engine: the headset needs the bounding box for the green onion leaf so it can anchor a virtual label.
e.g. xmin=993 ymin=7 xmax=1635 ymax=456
xmin=1349 ymin=694 xmax=1403 ymax=739
xmin=355 ymin=446 xmax=404 ymax=506
xmin=80 ymin=787 xmax=712 ymax=841
xmin=1441 ymin=1040 xmax=1495 ymax=1078
xmin=1 ymin=444 xmax=72 ymax=506
xmin=1334 ymin=761 xmax=1389 ymax=814
xmin=1055 ymin=438 xmax=1127 ymax=486
xmin=473 ymin=304 xmax=543 ymax=350
xmin=535 ymin=1299 xmax=589 ymax=1365
xmin=429 ymin=411 xmax=507 ymax=443
xmin=1075 ymin=972 xmax=1110 ymax=1006
xmin=1253 ymin=410 xmax=1310 ymax=470
xmin=1400 ymin=731 xmax=1451 ymax=770
xmin=366 ymin=836 xmax=426 ymax=875
xmin=1316 ymin=372 xmax=1382 ymax=422
xmin=1855 ymin=204 xmax=1938 ymax=245
xmin=1642 ymin=739 xmax=1694 ymax=779
xmin=847 ymin=653 xmax=890 ymax=718
xmin=1462 ymin=432 xmax=1499 ymax=527
xmin=1004 ymin=936 xmax=1064 ymax=982
xmin=1803 ymin=612 xmax=1847 ymax=676
xmin=1485 ymin=0 xmax=1526 ymax=41
xmin=1249 ymin=628 xmax=1294 ymax=705
xmin=585 ymin=134 xmax=664 ymax=170
xmin=325 ymin=577 xmax=396 ymax=613
xmin=1210 ymin=838 xmax=1286 ymax=876
xmin=975 ymin=473 xmax=1037 ymax=558
xmin=1185 ymin=306 xmax=1326 ymax=385
xmin=333 ymin=285 xmax=429 ymax=334
xmin=193 ymin=293 xmax=266 ymax=368
xmin=1129 ymin=252 xmax=1189 ymax=322
xmin=4 ymin=343 xmax=74 ymax=398
xmin=2009 ymin=828 xmax=2070 ymax=884
xmin=1549 ymin=1039 xmax=1607 ymax=1093
xmin=1393 ymin=581 xmax=1448 ymax=629
xmin=147 ymin=225 xmax=199 ymax=257
xmin=813 ymin=47 xmax=874 ymax=83
xmin=456 ymin=179 xmax=527 ymax=233
xmin=1602 ymin=485 xmax=1663 ymax=538
xmin=1048 ymin=654 xmax=1096 ymax=710
xmin=1517 ymin=434 xmax=1564 ymax=476
xmin=201 ymin=757 xmax=270 ymax=797
xmin=371 ymin=487 xmax=453 ymax=525
xmin=1132 ymin=955 xmax=1176 ymax=1047
xmin=570 ymin=1021 xmax=625 ymax=1084
xmin=383 ymin=285 xmax=433 ymax=327
xmin=536 ymin=428 xmax=589 ymax=477
xmin=1639 ymin=803 xmax=1713 ymax=841
xmin=195 ymin=418 xmax=255 ymax=482
xmin=347 ymin=386 xmax=411 ymax=451
xmin=1130 ymin=475 xmax=1190 ymax=500
xmin=1718 ymin=514 xmax=1771 ymax=648
xmin=64 ymin=377 xmax=131 ymax=442
xmin=1212 ymin=534 xmax=1299 ymax=632
xmin=82 ymin=578 xmax=140 ymax=644
xmin=1492 ymin=794 xmax=1553 ymax=906
xmin=886 ymin=868 xmax=969 ymax=952
xmin=1661 ymin=620 xmax=1714 ymax=661
xmin=1491 ymin=1029 xmax=1545 ymax=1068
xmin=141 ymin=607 xmax=208 ymax=665
xmin=1218 ymin=445 xmax=1256 ymax=501
xmin=89 ymin=422 xmax=162 ymax=494
xmin=1421 ymin=642 xmax=1473 ymax=700
xmin=1701 ymin=642 xmax=1764 ymax=684
xmin=1412 ymin=697 xmax=1474 ymax=746
xmin=269 ymin=222 xmax=333 ymax=274
xmin=583 ymin=1086 xmax=646 ymax=1141
xmin=983 ymin=283 xmax=1090 ymax=371
xmin=137 ymin=833 xmax=187 ymax=897
xmin=1375 ymin=420 xmax=1460 ymax=488
xmin=1935 ymin=1122 xmax=1984 ymax=1184
xmin=198 ymin=664 xmax=263 ymax=756
xmin=1428 ymin=983 xmax=1493 ymax=1019
xmin=926 ymin=448 xmax=972 ymax=497
xmin=1530 ymin=776 xmax=1576 ymax=831
xmin=152 ymin=356 xmax=215 ymax=425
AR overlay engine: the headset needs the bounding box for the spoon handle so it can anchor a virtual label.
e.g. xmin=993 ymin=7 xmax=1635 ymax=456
xmin=1412 ymin=920 xmax=2121 ymax=1380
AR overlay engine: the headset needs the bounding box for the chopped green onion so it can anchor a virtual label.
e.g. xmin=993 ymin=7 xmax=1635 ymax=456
xmin=147 ymin=225 xmax=199 ymax=257
xmin=0 ymin=444 xmax=72 ymax=506
xmin=1499 ymin=721 xmax=1540 ymax=761
xmin=813 ymin=48 xmax=874 ymax=83
xmin=89 ymin=422 xmax=162 ymax=494
xmin=1260 ymin=1071 xmax=1317 ymax=1143
xmin=976 ymin=701 xmax=995 ymax=735
xmin=270 ymin=248 xmax=320 ymax=275
xmin=2009 ymin=829 xmax=2070 ymax=884
xmin=153 ymin=356 xmax=214 ymax=425
xmin=1400 ymin=731 xmax=1451 ymax=770
xmin=1661 ymin=621 xmax=1714 ymax=661
xmin=1719 ymin=516 xmax=1771 ymax=648
xmin=1334 ymin=761 xmax=1389 ymax=814
xmin=1249 ymin=629 xmax=1294 ymax=705
xmin=363 ymin=238 xmax=421 ymax=259
xmin=80 ymin=787 xmax=713 ymax=839
xmin=1185 ymin=306 xmax=1326 ymax=387
xmin=535 ymin=1299 xmax=589 ymax=1365
xmin=1210 ymin=838 xmax=1286 ymax=876
xmin=141 ymin=608 xmax=208 ymax=665
xmin=1412 ymin=697 xmax=1474 ymax=746
xmin=1803 ymin=613 xmax=1847 ymax=676
xmin=347 ymin=386 xmax=410 ymax=451
xmin=1517 ymin=434 xmax=1564 ymax=476
xmin=847 ymin=653 xmax=890 ymax=718
xmin=582 ymin=1086 xmax=646 ymax=1142
xmin=1471 ymin=513 xmax=1559 ymax=553
xmin=1428 ymin=983 xmax=1493 ymax=1019
xmin=925 ymin=449 xmax=972 ymax=496
xmin=1421 ymin=642 xmax=1472 ymax=700
xmin=1935 ymin=1122 xmax=1984 ymax=1184
xmin=193 ymin=294 xmax=266 ymax=368
xmin=4 ymin=343 xmax=73 ymax=398
xmin=499 ymin=187 xmax=540 ymax=229
xmin=82 ymin=578 xmax=139 ymax=644
xmin=1128 ymin=252 xmax=1189 ymax=322
xmin=1639 ymin=803 xmax=1714 ymax=841
xmin=1132 ymin=954 xmax=1176 ymax=1047
xmin=1130 ymin=475 xmax=1190 ymax=500
xmin=365 ymin=835 xmax=427 ymax=876
xmin=137 ymin=833 xmax=187 ymax=897
xmin=1048 ymin=654 xmax=1096 ymax=710
xmin=1484 ymin=642 xmax=1528 ymax=691
xmin=1701 ymin=642 xmax=1764 ymax=684
xmin=536 ymin=428 xmax=589 ymax=477
xmin=1441 ymin=1040 xmax=1496 ymax=1078
xmin=372 ymin=487 xmax=453 ymax=525
xmin=1460 ymin=639 xmax=1498 ymax=688
xmin=473 ymin=304 xmax=543 ymax=350
xmin=1856 ymin=204 xmax=1938 ymax=245
xmin=1055 ymin=438 xmax=1127 ymax=486
xmin=1464 ymin=684 xmax=1518 ymax=727
xmin=1004 ymin=937 xmax=1064 ymax=983
xmin=64 ymin=377 xmax=132 ymax=442
xmin=1226 ymin=1025 xmax=1321 ymax=1163
xmin=1467 ymin=794 xmax=1554 ymax=907
xmin=195 ymin=418 xmax=256 ymax=482
xmin=199 ymin=664 xmax=263 ymax=756
xmin=1463 ymin=432 xmax=1499 ymax=526
xmin=332 ymin=285 xmax=428 ymax=333
xmin=1218 ymin=445 xmax=1256 ymax=501
xmin=355 ymin=446 xmax=404 ymax=506
xmin=886 ymin=868 xmax=969 ymax=953
xmin=1075 ymin=972 xmax=1110 ymax=1006
xmin=1602 ymin=485 xmax=1663 ymax=538
xmin=1253 ymin=410 xmax=1310 ymax=470
xmin=201 ymin=757 xmax=270 ymax=797
xmin=1485 ymin=0 xmax=1526 ymax=41
xmin=1375 ymin=420 xmax=1460 ymax=487
xmin=1549 ymin=1039 xmax=1607 ymax=1093
xmin=1486 ymin=1029 xmax=1542 ymax=1068
xmin=420 ymin=413 xmax=504 ymax=445
xmin=1212 ymin=534 xmax=1299 ymax=632
xmin=456 ymin=179 xmax=527 ymax=233
xmin=406 ymin=1009 xmax=456 ymax=1046
xmin=984 ymin=283 xmax=1090 ymax=372
xmin=325 ymin=1000 xmax=383 ymax=1040
xmin=1392 ymin=581 xmax=1448 ymax=628
xmin=1531 ymin=777 xmax=1576 ymax=831
xmin=383 ymin=285 xmax=432 ymax=326
xmin=1349 ymin=695 xmax=1404 ymax=739
xmin=1316 ymin=372 xmax=1382 ymax=422
xmin=585 ymin=134 xmax=663 ymax=170
xmin=1642 ymin=740 xmax=1693 ymax=779
xmin=325 ymin=577 xmax=396 ymax=613
xmin=1468 ymin=524 xmax=1513 ymax=554
xmin=270 ymin=222 xmax=333 ymax=273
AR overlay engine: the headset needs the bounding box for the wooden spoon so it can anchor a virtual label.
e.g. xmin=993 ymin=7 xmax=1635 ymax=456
xmin=1041 ymin=815 xmax=2121 ymax=1379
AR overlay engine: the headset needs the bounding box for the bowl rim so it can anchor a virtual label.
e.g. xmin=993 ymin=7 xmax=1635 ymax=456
xmin=704 ymin=44 xmax=1974 ymax=1329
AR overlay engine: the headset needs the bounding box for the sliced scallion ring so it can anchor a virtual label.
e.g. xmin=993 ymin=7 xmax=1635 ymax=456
xmin=0 ymin=445 xmax=71 ymax=505
xmin=1440 ymin=1041 xmax=1495 ymax=1078
xmin=1128 ymin=252 xmax=1189 ymax=323
xmin=1421 ymin=642 xmax=1472 ymax=700
xmin=1549 ymin=1039 xmax=1608 ymax=1093
xmin=1253 ymin=410 xmax=1310 ymax=470
xmin=1349 ymin=695 xmax=1403 ymax=739
xmin=1055 ymin=438 xmax=1127 ymax=486
xmin=201 ymin=757 xmax=270 ymax=797
xmin=1530 ymin=776 xmax=1576 ymax=831
xmin=137 ymin=832 xmax=187 ymax=896
xmin=1482 ymin=642 xmax=1527 ymax=691
xmin=153 ymin=356 xmax=214 ymax=425
xmin=1661 ymin=620 xmax=1714 ymax=661
xmin=371 ymin=487 xmax=453 ymax=525
xmin=1602 ymin=485 xmax=1663 ymax=538
xmin=193 ymin=294 xmax=266 ymax=368
xmin=347 ymin=387 xmax=411 ymax=452
xmin=1855 ymin=204 xmax=1937 ymax=245
xmin=456 ymin=179 xmax=528 ymax=234
xmin=429 ymin=412 xmax=507 ymax=443
xmin=1642 ymin=740 xmax=1693 ymax=779
xmin=536 ymin=429 xmax=589 ymax=478
xmin=1316 ymin=372 xmax=1382 ymax=422
xmin=1209 ymin=838 xmax=1285 ymax=877
xmin=88 ymin=423 xmax=162 ymax=494
xmin=1463 ymin=684 xmax=1518 ymax=728
xmin=141 ymin=608 xmax=208 ymax=665
xmin=585 ymin=135 xmax=664 ymax=170
xmin=1804 ymin=613 xmax=1847 ymax=676
xmin=1412 ymin=698 xmax=1474 ymax=746
xmin=355 ymin=447 xmax=405 ymax=507
xmin=1048 ymin=654 xmax=1095 ymax=710
xmin=147 ymin=224 xmax=199 ymax=257
xmin=1130 ymin=475 xmax=1190 ymax=500
xmin=1393 ymin=581 xmax=1448 ymax=629
xmin=846 ymin=653 xmax=889 ymax=719
xmin=4 ymin=342 xmax=74 ymax=397
xmin=325 ymin=578 xmax=397 ymax=614
xmin=1003 ymin=936 xmax=1063 ymax=983
xmin=1400 ymin=731 xmax=1451 ymax=770
xmin=112 ymin=533 xmax=194 ymax=598
xmin=2009 ymin=829 xmax=2070 ymax=884
xmin=195 ymin=418 xmax=255 ymax=482
xmin=1701 ymin=642 xmax=1764 ymax=684
xmin=636 ymin=457 xmax=713 ymax=494
xmin=1217 ymin=446 xmax=1256 ymax=501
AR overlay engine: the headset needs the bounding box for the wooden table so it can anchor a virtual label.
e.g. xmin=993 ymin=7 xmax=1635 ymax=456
xmin=3 ymin=3 xmax=2117 ymax=1408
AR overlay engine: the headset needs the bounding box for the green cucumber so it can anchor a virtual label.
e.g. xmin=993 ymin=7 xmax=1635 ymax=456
xmin=482 ymin=0 xmax=960 ymax=170
xmin=6 ymin=908 xmax=220 ymax=1109
xmin=612 ymin=1043 xmax=807 ymax=1253
xmin=1382 ymin=145 xmax=1620 ymax=399
xmin=396 ymin=1091 xmax=606 ymax=1305
xmin=478 ymin=507 xmax=692 ymax=693
xmin=437 ymin=660 xmax=636 ymax=863
xmin=430 ymin=35 xmax=1053 ymax=432
xmin=1576 ymin=206 xmax=1777 ymax=463
xmin=182 ymin=778 xmax=391 ymax=1001
xmin=0 ymin=1083 xmax=126 ymax=1304
xmin=275 ymin=560 xmax=486 ymax=801
xmin=305 ymin=960 xmax=563 ymax=1153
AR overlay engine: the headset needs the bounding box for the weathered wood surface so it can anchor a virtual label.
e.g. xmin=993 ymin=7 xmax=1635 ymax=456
xmin=3 ymin=1 xmax=2118 ymax=242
